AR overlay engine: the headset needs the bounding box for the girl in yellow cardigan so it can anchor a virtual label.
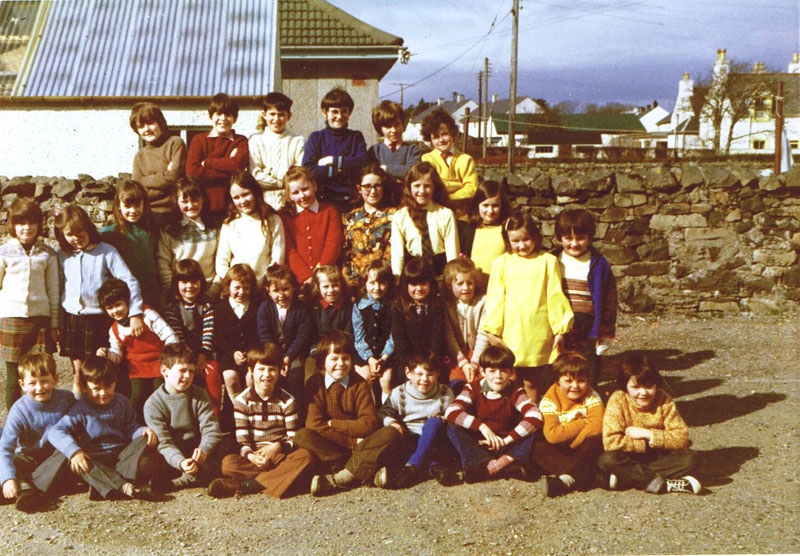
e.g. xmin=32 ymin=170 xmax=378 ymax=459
xmin=482 ymin=209 xmax=574 ymax=403
xmin=532 ymin=351 xmax=604 ymax=497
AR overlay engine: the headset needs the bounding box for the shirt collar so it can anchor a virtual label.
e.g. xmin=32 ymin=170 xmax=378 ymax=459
xmin=248 ymin=385 xmax=278 ymax=403
xmin=324 ymin=373 xmax=350 ymax=390
xmin=296 ymin=199 xmax=320 ymax=214
xmin=207 ymin=129 xmax=236 ymax=140
xmin=357 ymin=296 xmax=384 ymax=310
xmin=383 ymin=138 xmax=402 ymax=151
xmin=320 ymin=297 xmax=344 ymax=310
xmin=181 ymin=215 xmax=206 ymax=230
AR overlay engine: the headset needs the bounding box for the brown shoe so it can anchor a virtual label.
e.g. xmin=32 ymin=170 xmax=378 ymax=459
xmin=207 ymin=478 xmax=241 ymax=499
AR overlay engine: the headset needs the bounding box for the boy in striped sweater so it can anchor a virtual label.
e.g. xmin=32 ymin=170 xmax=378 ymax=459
xmin=445 ymin=345 xmax=543 ymax=483
xmin=209 ymin=342 xmax=312 ymax=499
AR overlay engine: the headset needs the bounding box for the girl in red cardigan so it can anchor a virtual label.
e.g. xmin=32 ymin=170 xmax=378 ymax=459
xmin=280 ymin=166 xmax=343 ymax=296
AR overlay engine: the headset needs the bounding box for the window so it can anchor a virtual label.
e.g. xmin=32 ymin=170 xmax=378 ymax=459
xmin=790 ymin=141 xmax=799 ymax=150
xmin=751 ymin=96 xmax=772 ymax=121
xmin=535 ymin=145 xmax=554 ymax=153
xmin=752 ymin=139 xmax=766 ymax=150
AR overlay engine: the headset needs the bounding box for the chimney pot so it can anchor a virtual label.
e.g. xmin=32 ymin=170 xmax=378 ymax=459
xmin=794 ymin=53 xmax=799 ymax=63
xmin=491 ymin=93 xmax=499 ymax=103
xmin=437 ymin=97 xmax=444 ymax=106
xmin=683 ymin=72 xmax=690 ymax=80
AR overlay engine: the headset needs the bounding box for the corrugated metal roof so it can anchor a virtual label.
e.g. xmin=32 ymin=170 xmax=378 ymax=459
xmin=279 ymin=0 xmax=402 ymax=47
xmin=19 ymin=0 xmax=277 ymax=97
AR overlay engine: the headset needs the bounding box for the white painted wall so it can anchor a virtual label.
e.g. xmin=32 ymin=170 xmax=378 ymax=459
xmin=0 ymin=106 xmax=265 ymax=178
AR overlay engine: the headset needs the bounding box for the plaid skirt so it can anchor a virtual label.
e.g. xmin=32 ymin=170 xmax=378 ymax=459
xmin=0 ymin=316 xmax=54 ymax=361
xmin=59 ymin=310 xmax=111 ymax=359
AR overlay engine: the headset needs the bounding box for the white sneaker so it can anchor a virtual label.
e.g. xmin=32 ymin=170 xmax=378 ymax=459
xmin=608 ymin=473 xmax=618 ymax=490
xmin=665 ymin=475 xmax=701 ymax=494
xmin=373 ymin=466 xmax=389 ymax=489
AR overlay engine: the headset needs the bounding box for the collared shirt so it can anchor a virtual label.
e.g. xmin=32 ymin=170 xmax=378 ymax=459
xmin=230 ymin=298 xmax=249 ymax=319
xmin=181 ymin=215 xmax=207 ymax=230
xmin=295 ymin=199 xmax=320 ymax=214
xmin=383 ymin=138 xmax=401 ymax=151
xmin=324 ymin=373 xmax=350 ymax=390
xmin=232 ymin=386 xmax=299 ymax=457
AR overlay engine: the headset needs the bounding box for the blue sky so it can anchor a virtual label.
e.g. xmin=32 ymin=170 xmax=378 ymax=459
xmin=329 ymin=0 xmax=799 ymax=111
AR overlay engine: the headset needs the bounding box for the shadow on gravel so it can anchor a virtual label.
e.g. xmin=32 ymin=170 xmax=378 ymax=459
xmin=694 ymin=446 xmax=760 ymax=488
xmin=676 ymin=392 xmax=786 ymax=427
xmin=599 ymin=349 xmax=716 ymax=380
xmin=661 ymin=377 xmax=725 ymax=398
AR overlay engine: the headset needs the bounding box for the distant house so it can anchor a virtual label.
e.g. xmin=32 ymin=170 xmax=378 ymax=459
xmin=672 ymin=49 xmax=799 ymax=156
xmin=406 ymin=93 xmax=478 ymax=142
xmin=0 ymin=0 xmax=406 ymax=178
xmin=526 ymin=113 xmax=646 ymax=158
xmin=470 ymin=95 xmax=543 ymax=147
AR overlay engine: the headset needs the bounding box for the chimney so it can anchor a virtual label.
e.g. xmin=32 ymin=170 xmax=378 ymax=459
xmin=789 ymin=53 xmax=800 ymax=74
xmin=456 ymin=93 xmax=465 ymax=103
xmin=491 ymin=93 xmax=499 ymax=103
xmin=717 ymin=48 xmax=726 ymax=61
xmin=653 ymin=100 xmax=658 ymax=108
xmin=437 ymin=97 xmax=445 ymax=106
xmin=682 ymin=72 xmax=690 ymax=81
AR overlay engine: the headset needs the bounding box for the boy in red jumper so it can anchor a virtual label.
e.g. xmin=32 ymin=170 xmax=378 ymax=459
xmin=444 ymin=345 xmax=542 ymax=483
xmin=186 ymin=93 xmax=249 ymax=217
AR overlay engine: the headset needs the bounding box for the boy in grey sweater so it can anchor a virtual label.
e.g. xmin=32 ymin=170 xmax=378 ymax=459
xmin=144 ymin=343 xmax=223 ymax=491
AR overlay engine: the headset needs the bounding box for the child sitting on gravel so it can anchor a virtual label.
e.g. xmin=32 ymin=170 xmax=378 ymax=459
xmin=597 ymin=353 xmax=701 ymax=494
xmin=444 ymin=345 xmax=543 ymax=483
xmin=144 ymin=343 xmax=224 ymax=492
xmin=0 ymin=353 xmax=74 ymax=511
xmin=295 ymin=330 xmax=379 ymax=496
xmin=210 ymin=342 xmax=312 ymax=499
xmin=531 ymin=351 xmax=604 ymax=497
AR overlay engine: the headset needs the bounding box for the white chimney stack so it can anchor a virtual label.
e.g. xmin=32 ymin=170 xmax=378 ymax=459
xmin=491 ymin=94 xmax=499 ymax=103
xmin=437 ymin=97 xmax=445 ymax=106
xmin=789 ymin=53 xmax=800 ymax=74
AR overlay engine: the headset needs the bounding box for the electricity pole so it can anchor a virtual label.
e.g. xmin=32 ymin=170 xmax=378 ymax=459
xmin=774 ymin=80 xmax=784 ymax=174
xmin=508 ymin=0 xmax=519 ymax=173
xmin=484 ymin=57 xmax=490 ymax=159
xmin=477 ymin=71 xmax=483 ymax=145
xmin=390 ymin=83 xmax=406 ymax=106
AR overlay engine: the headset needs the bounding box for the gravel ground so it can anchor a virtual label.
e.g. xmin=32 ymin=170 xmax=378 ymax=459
xmin=0 ymin=313 xmax=797 ymax=555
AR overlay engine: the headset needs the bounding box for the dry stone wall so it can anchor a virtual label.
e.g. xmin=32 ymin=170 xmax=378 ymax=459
xmin=1 ymin=163 xmax=799 ymax=315
xmin=482 ymin=162 xmax=800 ymax=315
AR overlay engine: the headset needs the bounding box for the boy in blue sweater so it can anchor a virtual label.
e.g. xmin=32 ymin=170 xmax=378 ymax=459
xmin=0 ymin=353 xmax=74 ymax=511
xmin=368 ymin=100 xmax=420 ymax=183
xmin=34 ymin=356 xmax=161 ymax=503
xmin=302 ymin=87 xmax=368 ymax=210
xmin=552 ymin=209 xmax=617 ymax=391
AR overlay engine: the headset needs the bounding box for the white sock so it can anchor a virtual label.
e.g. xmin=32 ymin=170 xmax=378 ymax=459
xmin=559 ymin=474 xmax=576 ymax=488
xmin=332 ymin=468 xmax=356 ymax=487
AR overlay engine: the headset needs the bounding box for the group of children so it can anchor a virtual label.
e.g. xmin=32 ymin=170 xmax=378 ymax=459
xmin=0 ymin=87 xmax=702 ymax=511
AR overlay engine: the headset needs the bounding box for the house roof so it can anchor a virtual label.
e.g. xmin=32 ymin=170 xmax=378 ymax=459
xmin=525 ymin=113 xmax=646 ymax=144
xmin=410 ymin=99 xmax=476 ymax=124
xmin=732 ymin=72 xmax=800 ymax=116
xmin=489 ymin=96 xmax=538 ymax=115
xmin=279 ymin=0 xmax=402 ymax=47
xmin=8 ymin=0 xmax=278 ymax=98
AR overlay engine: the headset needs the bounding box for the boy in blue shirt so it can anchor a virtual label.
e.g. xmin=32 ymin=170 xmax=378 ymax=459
xmin=0 ymin=353 xmax=73 ymax=512
xmin=34 ymin=356 xmax=161 ymax=503
xmin=302 ymin=87 xmax=368 ymax=211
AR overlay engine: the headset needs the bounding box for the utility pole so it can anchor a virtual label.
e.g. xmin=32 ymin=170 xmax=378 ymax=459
xmin=463 ymin=107 xmax=471 ymax=153
xmin=774 ymin=80 xmax=784 ymax=174
xmin=483 ymin=57 xmax=490 ymax=159
xmin=477 ymin=71 xmax=483 ymax=144
xmin=390 ymin=83 xmax=406 ymax=106
xmin=508 ymin=0 xmax=519 ymax=173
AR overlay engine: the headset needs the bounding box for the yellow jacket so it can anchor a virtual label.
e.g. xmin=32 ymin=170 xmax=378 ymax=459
xmin=483 ymin=251 xmax=574 ymax=366
xmin=421 ymin=149 xmax=478 ymax=201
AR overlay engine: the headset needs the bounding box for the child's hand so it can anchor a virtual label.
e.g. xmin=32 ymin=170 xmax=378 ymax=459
xmin=129 ymin=315 xmax=144 ymax=337
xmin=233 ymin=351 xmax=246 ymax=366
xmin=230 ymin=148 xmax=239 ymax=158
xmin=2 ymin=479 xmax=19 ymax=499
xmin=247 ymin=451 xmax=269 ymax=469
xmin=96 ymin=347 xmax=108 ymax=358
xmin=367 ymin=357 xmax=381 ymax=377
xmin=318 ymin=155 xmax=334 ymax=166
xmin=478 ymin=424 xmax=505 ymax=451
xmin=70 ymin=450 xmax=91 ymax=475
xmin=625 ymin=426 xmax=653 ymax=441
xmin=180 ymin=458 xmax=199 ymax=475
xmin=281 ymin=356 xmax=291 ymax=377
xmin=142 ymin=428 xmax=158 ymax=447
xmin=553 ymin=334 xmax=565 ymax=354
xmin=463 ymin=362 xmax=478 ymax=383
xmin=354 ymin=364 xmax=372 ymax=383
xmin=191 ymin=448 xmax=207 ymax=465
xmin=379 ymin=368 xmax=393 ymax=396
xmin=260 ymin=442 xmax=282 ymax=462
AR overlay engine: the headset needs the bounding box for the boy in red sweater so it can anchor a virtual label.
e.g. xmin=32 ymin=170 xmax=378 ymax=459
xmin=444 ymin=345 xmax=542 ymax=483
xmin=186 ymin=93 xmax=249 ymax=217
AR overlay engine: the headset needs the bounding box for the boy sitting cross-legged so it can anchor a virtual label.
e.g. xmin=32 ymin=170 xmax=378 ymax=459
xmin=143 ymin=343 xmax=224 ymax=492
xmin=294 ymin=330 xmax=379 ymax=496
xmin=531 ymin=351 xmax=604 ymax=497
xmin=376 ymin=351 xmax=457 ymax=489
xmin=209 ymin=342 xmax=313 ymax=499
xmin=0 ymin=353 xmax=74 ymax=512
xmin=36 ymin=356 xmax=162 ymax=502
xmin=444 ymin=344 xmax=543 ymax=483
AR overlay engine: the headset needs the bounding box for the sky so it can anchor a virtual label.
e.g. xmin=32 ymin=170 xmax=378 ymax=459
xmin=328 ymin=0 xmax=799 ymax=111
